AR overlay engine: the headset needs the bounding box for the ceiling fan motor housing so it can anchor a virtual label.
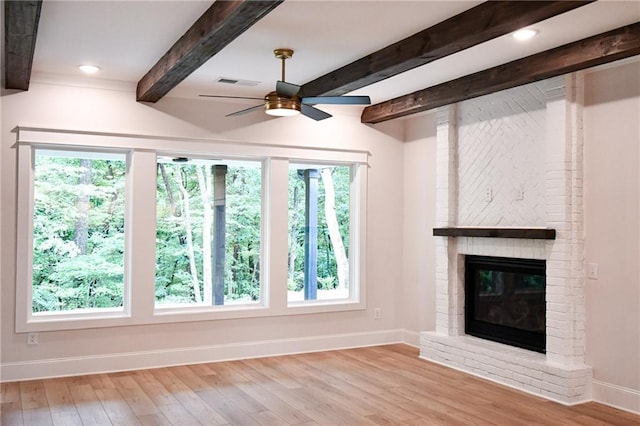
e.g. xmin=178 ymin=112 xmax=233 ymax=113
xmin=264 ymin=91 xmax=301 ymax=116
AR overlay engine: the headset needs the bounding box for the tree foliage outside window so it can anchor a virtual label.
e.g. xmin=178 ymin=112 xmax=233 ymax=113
xmin=155 ymin=159 xmax=262 ymax=306
xmin=287 ymin=165 xmax=350 ymax=301
xmin=32 ymin=150 xmax=126 ymax=313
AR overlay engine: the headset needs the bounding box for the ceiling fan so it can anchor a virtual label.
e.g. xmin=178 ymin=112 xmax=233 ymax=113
xmin=199 ymin=48 xmax=371 ymax=121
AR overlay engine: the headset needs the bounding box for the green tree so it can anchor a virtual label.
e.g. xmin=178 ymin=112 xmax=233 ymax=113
xmin=32 ymin=153 xmax=126 ymax=312
xmin=287 ymin=166 xmax=350 ymax=294
xmin=155 ymin=162 xmax=262 ymax=305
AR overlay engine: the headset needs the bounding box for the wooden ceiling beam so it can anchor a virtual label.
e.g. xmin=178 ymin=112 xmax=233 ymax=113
xmin=361 ymin=23 xmax=640 ymax=124
xmin=137 ymin=0 xmax=283 ymax=103
xmin=299 ymin=1 xmax=593 ymax=98
xmin=4 ymin=0 xmax=43 ymax=91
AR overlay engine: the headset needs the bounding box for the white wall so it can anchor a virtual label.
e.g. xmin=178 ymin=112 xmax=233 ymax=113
xmin=0 ymin=80 xmax=406 ymax=379
xmin=584 ymin=60 xmax=640 ymax=412
xmin=401 ymin=113 xmax=437 ymax=342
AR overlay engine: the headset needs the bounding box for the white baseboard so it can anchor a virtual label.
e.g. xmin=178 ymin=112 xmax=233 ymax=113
xmin=592 ymin=380 xmax=640 ymax=415
xmin=1 ymin=328 xmax=405 ymax=382
xmin=400 ymin=328 xmax=421 ymax=347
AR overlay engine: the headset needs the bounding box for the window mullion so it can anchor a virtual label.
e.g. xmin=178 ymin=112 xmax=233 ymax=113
xmin=351 ymin=163 xmax=367 ymax=304
xmin=128 ymin=150 xmax=157 ymax=320
xmin=265 ymin=159 xmax=289 ymax=312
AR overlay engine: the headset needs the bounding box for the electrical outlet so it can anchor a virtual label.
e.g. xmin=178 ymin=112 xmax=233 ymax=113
xmin=587 ymin=262 xmax=599 ymax=280
xmin=515 ymin=187 xmax=525 ymax=201
xmin=27 ymin=332 xmax=39 ymax=345
xmin=484 ymin=188 xmax=493 ymax=202
xmin=374 ymin=308 xmax=382 ymax=320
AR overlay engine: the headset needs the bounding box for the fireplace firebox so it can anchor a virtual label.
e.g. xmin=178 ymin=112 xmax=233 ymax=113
xmin=465 ymin=255 xmax=546 ymax=353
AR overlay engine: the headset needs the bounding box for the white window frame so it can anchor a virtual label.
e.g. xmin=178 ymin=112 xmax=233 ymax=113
xmin=152 ymin=154 xmax=267 ymax=314
xmin=16 ymin=145 xmax=134 ymax=330
xmin=15 ymin=127 xmax=368 ymax=332
xmin=285 ymin=161 xmax=363 ymax=309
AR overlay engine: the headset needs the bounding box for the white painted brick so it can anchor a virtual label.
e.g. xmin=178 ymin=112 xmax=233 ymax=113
xmin=485 ymin=364 xmax=513 ymax=380
xmin=523 ymin=368 xmax=545 ymax=381
xmin=546 ymin=304 xmax=570 ymax=316
xmin=568 ymin=385 xmax=588 ymax=398
xmin=547 ymin=353 xmax=572 ymax=366
xmin=522 ymin=383 xmax=542 ymax=395
xmin=539 ymin=388 xmax=565 ymax=402
xmin=464 ymin=358 xmax=482 ymax=370
xmin=426 ymin=74 xmax=589 ymax=404
xmin=512 ymin=372 xmax=534 ymax=386
xmin=546 ymin=319 xmax=569 ymax=330
xmin=441 ymin=352 xmax=465 ymax=365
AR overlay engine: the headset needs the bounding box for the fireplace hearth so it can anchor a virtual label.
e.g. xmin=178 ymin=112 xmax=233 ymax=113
xmin=465 ymin=256 xmax=546 ymax=353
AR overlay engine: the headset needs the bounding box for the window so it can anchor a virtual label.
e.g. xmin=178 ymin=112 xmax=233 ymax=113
xmin=31 ymin=149 xmax=127 ymax=314
xmin=15 ymin=127 xmax=367 ymax=331
xmin=287 ymin=164 xmax=353 ymax=304
xmin=155 ymin=157 xmax=262 ymax=307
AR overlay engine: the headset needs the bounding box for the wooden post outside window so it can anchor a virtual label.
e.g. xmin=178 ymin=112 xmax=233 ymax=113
xmin=302 ymin=169 xmax=319 ymax=300
xmin=213 ymin=165 xmax=227 ymax=305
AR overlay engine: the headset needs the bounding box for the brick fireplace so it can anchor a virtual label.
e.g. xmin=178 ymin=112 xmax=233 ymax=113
xmin=420 ymin=74 xmax=593 ymax=404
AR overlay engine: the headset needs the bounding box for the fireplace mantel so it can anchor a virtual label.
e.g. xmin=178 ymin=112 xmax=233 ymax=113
xmin=432 ymin=227 xmax=556 ymax=240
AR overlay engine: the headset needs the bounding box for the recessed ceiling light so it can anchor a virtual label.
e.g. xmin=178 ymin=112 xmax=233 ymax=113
xmin=512 ymin=28 xmax=538 ymax=41
xmin=78 ymin=64 xmax=101 ymax=74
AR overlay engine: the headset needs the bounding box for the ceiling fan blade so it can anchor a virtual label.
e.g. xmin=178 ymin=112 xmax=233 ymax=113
xmin=276 ymin=80 xmax=300 ymax=97
xmin=199 ymin=95 xmax=264 ymax=100
xmin=301 ymin=95 xmax=371 ymax=105
xmin=301 ymin=104 xmax=332 ymax=121
xmin=226 ymin=104 xmax=264 ymax=117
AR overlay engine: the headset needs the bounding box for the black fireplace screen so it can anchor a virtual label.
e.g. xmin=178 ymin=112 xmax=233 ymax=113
xmin=465 ymin=255 xmax=546 ymax=353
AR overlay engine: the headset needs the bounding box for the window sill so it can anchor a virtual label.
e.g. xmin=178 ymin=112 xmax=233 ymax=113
xmin=18 ymin=301 xmax=366 ymax=333
xmin=287 ymin=299 xmax=365 ymax=314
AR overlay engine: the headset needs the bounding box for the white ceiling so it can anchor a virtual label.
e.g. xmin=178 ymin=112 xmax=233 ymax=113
xmin=31 ymin=0 xmax=640 ymax=109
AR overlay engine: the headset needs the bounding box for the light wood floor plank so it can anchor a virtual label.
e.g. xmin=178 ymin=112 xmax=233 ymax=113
xmin=21 ymin=408 xmax=53 ymax=426
xmin=87 ymin=373 xmax=117 ymax=391
xmin=19 ymin=380 xmax=49 ymax=410
xmin=42 ymin=379 xmax=82 ymax=426
xmin=197 ymin=393 xmax=260 ymax=425
xmin=2 ymin=344 xmax=639 ymax=425
xmin=136 ymin=412 xmax=172 ymax=425
xmin=155 ymin=402 xmax=201 ymax=426
xmin=130 ymin=370 xmax=179 ymax=407
xmin=94 ymin=388 xmax=143 ymax=425
xmin=68 ymin=382 xmax=113 ymax=425
xmin=109 ymin=374 xmax=163 ymax=418
xmin=248 ymin=409 xmax=291 ymax=426
xmin=1 ymin=381 xmax=24 ymax=426
xmin=227 ymin=369 xmax=315 ymax=424
xmin=148 ymin=368 xmax=228 ymax=425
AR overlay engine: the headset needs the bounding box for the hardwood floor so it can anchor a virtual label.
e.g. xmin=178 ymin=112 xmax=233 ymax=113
xmin=2 ymin=344 xmax=638 ymax=425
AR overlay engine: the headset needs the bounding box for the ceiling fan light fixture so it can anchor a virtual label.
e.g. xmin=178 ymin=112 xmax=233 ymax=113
xmin=264 ymin=91 xmax=301 ymax=117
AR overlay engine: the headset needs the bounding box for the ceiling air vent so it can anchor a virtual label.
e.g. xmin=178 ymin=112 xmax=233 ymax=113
xmin=216 ymin=77 xmax=260 ymax=87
